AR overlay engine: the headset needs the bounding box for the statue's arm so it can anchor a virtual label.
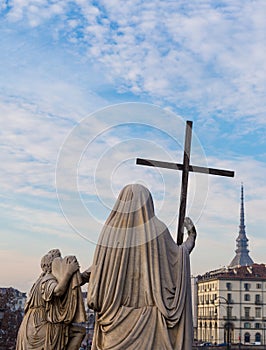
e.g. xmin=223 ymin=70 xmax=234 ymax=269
xmin=183 ymin=217 xmax=197 ymax=254
xmin=53 ymin=259 xmax=79 ymax=297
xmin=80 ymin=267 xmax=91 ymax=285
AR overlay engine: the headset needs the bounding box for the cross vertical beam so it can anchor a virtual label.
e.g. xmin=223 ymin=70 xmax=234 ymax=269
xmin=177 ymin=121 xmax=192 ymax=245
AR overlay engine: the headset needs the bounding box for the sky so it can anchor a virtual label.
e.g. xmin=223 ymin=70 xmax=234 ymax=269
xmin=0 ymin=0 xmax=266 ymax=293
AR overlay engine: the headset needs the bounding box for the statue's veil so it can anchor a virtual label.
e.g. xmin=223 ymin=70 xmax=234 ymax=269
xmin=98 ymin=183 xmax=165 ymax=248
xmin=87 ymin=184 xmax=193 ymax=349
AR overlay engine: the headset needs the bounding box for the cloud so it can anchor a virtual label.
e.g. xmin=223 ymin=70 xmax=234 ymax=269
xmin=2 ymin=0 xmax=265 ymax=127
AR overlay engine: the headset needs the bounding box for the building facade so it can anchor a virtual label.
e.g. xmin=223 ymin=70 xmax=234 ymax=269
xmin=197 ymin=265 xmax=266 ymax=345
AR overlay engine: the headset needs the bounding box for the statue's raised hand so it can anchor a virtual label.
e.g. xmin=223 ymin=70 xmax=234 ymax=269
xmin=184 ymin=217 xmax=195 ymax=233
xmin=65 ymin=256 xmax=80 ymax=276
xmin=183 ymin=217 xmax=197 ymax=253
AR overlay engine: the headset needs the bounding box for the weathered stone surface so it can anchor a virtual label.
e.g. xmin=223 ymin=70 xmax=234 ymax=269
xmin=87 ymin=184 xmax=196 ymax=350
xmin=16 ymin=249 xmax=86 ymax=350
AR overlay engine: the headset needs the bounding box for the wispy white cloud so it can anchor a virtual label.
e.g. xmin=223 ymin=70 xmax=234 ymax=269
xmin=2 ymin=0 xmax=265 ymax=126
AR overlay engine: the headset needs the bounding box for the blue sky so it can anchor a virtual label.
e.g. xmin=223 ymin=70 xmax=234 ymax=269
xmin=1 ymin=0 xmax=266 ymax=292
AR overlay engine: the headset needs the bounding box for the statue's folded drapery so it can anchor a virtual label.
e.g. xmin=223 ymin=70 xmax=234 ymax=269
xmin=87 ymin=184 xmax=195 ymax=350
xmin=16 ymin=274 xmax=67 ymax=350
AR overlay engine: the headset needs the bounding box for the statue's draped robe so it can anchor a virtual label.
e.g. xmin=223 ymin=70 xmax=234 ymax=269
xmin=87 ymin=184 xmax=195 ymax=350
xmin=16 ymin=257 xmax=86 ymax=350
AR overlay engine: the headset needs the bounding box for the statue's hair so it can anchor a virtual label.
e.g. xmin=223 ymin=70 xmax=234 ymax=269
xmin=41 ymin=249 xmax=61 ymax=274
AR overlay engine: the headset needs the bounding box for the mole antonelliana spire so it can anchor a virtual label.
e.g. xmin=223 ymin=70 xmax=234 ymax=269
xmin=229 ymin=184 xmax=254 ymax=268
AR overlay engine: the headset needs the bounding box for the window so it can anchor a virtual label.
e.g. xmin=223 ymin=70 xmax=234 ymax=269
xmin=226 ymin=282 xmax=232 ymax=290
xmin=255 ymin=308 xmax=261 ymax=318
xmin=244 ymin=294 xmax=250 ymax=301
xmin=255 ymin=333 xmax=261 ymax=343
xmin=255 ymin=323 xmax=261 ymax=329
xmin=244 ymin=333 xmax=250 ymax=343
xmin=255 ymin=294 xmax=261 ymax=304
xmin=244 ymin=307 xmax=250 ymax=318
xmin=257 ymin=283 xmax=262 ymax=289
xmin=244 ymin=283 xmax=250 ymax=291
xmin=227 ymin=293 xmax=232 ymax=303
xmin=200 ymin=308 xmax=203 ymax=316
xmin=244 ymin=322 xmax=251 ymax=329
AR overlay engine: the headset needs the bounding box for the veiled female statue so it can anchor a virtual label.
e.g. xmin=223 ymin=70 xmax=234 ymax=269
xmin=16 ymin=249 xmax=87 ymax=350
xmin=87 ymin=183 xmax=197 ymax=350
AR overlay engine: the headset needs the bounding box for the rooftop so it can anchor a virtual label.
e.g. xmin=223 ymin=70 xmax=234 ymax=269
xmin=197 ymin=263 xmax=266 ymax=282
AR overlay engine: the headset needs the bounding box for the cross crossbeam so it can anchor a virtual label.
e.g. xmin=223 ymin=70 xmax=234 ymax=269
xmin=136 ymin=159 xmax=234 ymax=177
xmin=136 ymin=121 xmax=234 ymax=245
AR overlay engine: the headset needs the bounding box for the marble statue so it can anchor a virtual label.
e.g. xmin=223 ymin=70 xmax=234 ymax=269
xmin=16 ymin=249 xmax=88 ymax=350
xmin=87 ymin=183 xmax=197 ymax=350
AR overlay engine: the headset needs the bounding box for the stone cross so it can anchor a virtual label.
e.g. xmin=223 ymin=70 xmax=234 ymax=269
xmin=136 ymin=121 xmax=234 ymax=245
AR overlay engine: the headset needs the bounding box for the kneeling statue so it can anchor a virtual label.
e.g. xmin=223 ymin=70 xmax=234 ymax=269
xmin=16 ymin=249 xmax=88 ymax=350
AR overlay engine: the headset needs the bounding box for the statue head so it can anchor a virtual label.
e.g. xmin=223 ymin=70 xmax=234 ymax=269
xmin=112 ymin=183 xmax=155 ymax=218
xmin=41 ymin=249 xmax=62 ymax=274
xmin=97 ymin=183 xmax=161 ymax=248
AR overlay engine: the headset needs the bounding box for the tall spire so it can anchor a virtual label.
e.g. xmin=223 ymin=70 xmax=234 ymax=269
xmin=229 ymin=184 xmax=254 ymax=267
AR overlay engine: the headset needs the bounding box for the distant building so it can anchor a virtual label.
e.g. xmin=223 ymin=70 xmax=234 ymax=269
xmin=195 ymin=185 xmax=266 ymax=346
xmin=0 ymin=287 xmax=26 ymax=350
